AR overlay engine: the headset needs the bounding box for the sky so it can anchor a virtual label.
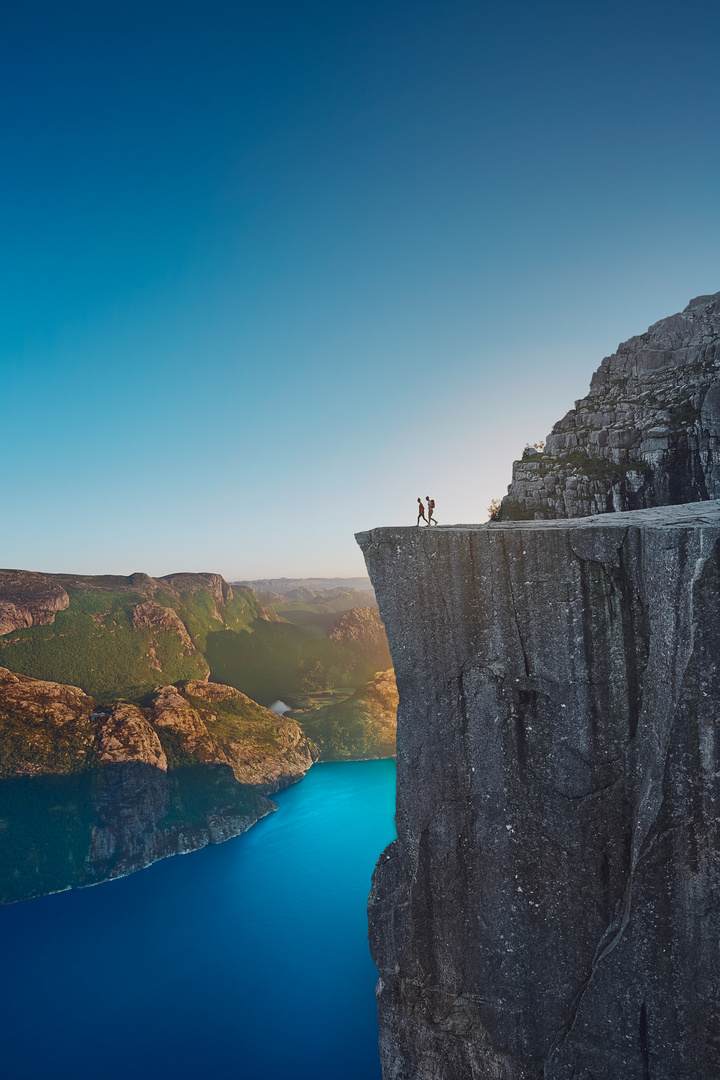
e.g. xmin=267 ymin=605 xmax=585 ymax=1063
xmin=2 ymin=0 xmax=719 ymax=578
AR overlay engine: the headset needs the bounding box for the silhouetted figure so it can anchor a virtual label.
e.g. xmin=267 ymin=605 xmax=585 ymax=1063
xmin=426 ymin=496 xmax=437 ymax=525
xmin=416 ymin=497 xmax=426 ymax=526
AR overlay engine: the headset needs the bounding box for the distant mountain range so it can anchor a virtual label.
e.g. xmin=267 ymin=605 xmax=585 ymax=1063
xmin=234 ymin=576 xmax=374 ymax=597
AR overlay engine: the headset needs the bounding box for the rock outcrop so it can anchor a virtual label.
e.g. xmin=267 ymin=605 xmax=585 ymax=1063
xmin=0 ymin=667 xmax=314 ymax=903
xmin=149 ymin=680 xmax=314 ymax=790
xmin=358 ymin=504 xmax=720 ymax=1080
xmin=501 ymin=292 xmax=720 ymax=519
xmin=0 ymin=570 xmax=70 ymax=634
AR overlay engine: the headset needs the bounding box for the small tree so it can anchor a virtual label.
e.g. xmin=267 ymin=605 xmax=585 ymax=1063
xmin=487 ymin=498 xmax=501 ymax=521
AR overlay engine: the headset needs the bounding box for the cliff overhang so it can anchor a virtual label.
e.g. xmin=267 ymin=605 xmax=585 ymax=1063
xmin=358 ymin=502 xmax=720 ymax=1079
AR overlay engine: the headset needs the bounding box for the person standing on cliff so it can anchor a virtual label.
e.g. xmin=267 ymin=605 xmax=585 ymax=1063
xmin=416 ymin=498 xmax=426 ymax=525
xmin=426 ymin=496 xmax=437 ymax=525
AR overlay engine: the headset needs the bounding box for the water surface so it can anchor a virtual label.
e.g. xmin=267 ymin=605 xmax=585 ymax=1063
xmin=0 ymin=759 xmax=396 ymax=1080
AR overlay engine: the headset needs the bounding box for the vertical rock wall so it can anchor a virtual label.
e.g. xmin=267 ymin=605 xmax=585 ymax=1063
xmin=358 ymin=503 xmax=720 ymax=1080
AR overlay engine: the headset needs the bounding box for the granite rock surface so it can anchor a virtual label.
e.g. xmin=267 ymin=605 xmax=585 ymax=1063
xmin=358 ymin=503 xmax=720 ymax=1080
xmin=501 ymin=292 xmax=720 ymax=519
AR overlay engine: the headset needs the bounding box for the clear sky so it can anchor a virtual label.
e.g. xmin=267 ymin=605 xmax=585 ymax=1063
xmin=2 ymin=0 xmax=719 ymax=578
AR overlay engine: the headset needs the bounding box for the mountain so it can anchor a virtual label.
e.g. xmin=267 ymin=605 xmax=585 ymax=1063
xmin=0 ymin=569 xmax=260 ymax=701
xmin=0 ymin=569 xmax=396 ymax=901
xmin=296 ymin=669 xmax=397 ymax=761
xmin=500 ymin=291 xmax=720 ymax=519
xmin=234 ymin=576 xmax=374 ymax=596
xmin=0 ymin=666 xmax=313 ymax=904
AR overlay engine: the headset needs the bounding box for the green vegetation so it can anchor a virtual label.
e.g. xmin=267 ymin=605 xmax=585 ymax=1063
xmin=0 ymin=705 xmax=95 ymax=778
xmin=267 ymin=588 xmax=375 ymax=634
xmin=0 ymin=590 xmax=207 ymax=700
xmin=296 ymin=671 xmax=397 ymax=761
xmin=501 ymin=501 xmax=555 ymax=521
xmin=205 ymin=618 xmax=383 ymax=708
xmin=169 ymin=586 xmax=259 ymax=650
xmin=556 ymin=448 xmax=650 ymax=483
xmin=185 ymin=691 xmax=286 ymax=754
xmin=0 ymin=579 xmax=382 ymax=711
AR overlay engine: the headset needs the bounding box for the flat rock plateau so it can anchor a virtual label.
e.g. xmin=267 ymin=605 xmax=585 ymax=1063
xmin=359 ymin=293 xmax=720 ymax=1080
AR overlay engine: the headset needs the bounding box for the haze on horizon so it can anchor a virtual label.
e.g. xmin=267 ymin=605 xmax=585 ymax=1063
xmin=2 ymin=0 xmax=719 ymax=579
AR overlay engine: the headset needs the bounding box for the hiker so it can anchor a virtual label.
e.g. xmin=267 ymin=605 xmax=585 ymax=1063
xmin=426 ymin=496 xmax=437 ymax=525
xmin=416 ymin=497 xmax=426 ymax=526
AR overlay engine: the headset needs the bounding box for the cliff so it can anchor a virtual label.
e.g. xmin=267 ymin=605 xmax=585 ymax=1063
xmin=501 ymin=292 xmax=720 ymax=519
xmin=358 ymin=504 xmax=720 ymax=1080
xmin=0 ymin=570 xmax=70 ymax=634
xmin=0 ymin=667 xmax=314 ymax=903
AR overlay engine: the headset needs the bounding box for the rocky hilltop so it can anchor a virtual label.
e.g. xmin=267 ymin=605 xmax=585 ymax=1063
xmin=501 ymin=292 xmax=720 ymax=519
xmin=0 ymin=666 xmax=313 ymax=903
xmin=359 ymin=506 xmax=720 ymax=1079
xmin=0 ymin=570 xmax=70 ymax=634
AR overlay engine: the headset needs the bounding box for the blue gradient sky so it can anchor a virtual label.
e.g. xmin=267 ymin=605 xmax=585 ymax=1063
xmin=2 ymin=0 xmax=719 ymax=577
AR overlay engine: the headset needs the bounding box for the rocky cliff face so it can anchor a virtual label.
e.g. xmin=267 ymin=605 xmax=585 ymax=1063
xmin=0 ymin=570 xmax=70 ymax=634
xmin=501 ymin=292 xmax=720 ymax=519
xmin=0 ymin=667 xmax=314 ymax=903
xmin=358 ymin=504 xmax=720 ymax=1080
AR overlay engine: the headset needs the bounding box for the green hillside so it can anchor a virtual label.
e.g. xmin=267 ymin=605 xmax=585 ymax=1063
xmin=205 ymin=618 xmax=382 ymax=708
xmin=0 ymin=570 xmax=393 ymax=739
xmin=0 ymin=572 xmax=260 ymax=701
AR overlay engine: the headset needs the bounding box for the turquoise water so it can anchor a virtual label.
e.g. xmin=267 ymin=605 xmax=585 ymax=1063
xmin=0 ymin=759 xmax=396 ymax=1080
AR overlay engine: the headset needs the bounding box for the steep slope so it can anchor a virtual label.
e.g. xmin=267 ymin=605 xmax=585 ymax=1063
xmin=328 ymin=604 xmax=393 ymax=669
xmin=0 ymin=667 xmax=314 ymax=903
xmin=297 ymin=669 xmax=397 ymax=760
xmin=358 ymin=505 xmax=720 ymax=1080
xmin=501 ymin=291 xmax=720 ymax=519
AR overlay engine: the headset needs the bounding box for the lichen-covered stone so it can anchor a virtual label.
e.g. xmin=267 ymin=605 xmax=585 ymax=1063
xmin=358 ymin=503 xmax=720 ymax=1080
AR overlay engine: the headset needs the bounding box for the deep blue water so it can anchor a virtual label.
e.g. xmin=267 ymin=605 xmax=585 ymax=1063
xmin=0 ymin=759 xmax=396 ymax=1080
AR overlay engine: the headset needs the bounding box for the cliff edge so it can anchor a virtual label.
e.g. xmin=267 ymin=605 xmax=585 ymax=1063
xmin=358 ymin=504 xmax=720 ymax=1079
